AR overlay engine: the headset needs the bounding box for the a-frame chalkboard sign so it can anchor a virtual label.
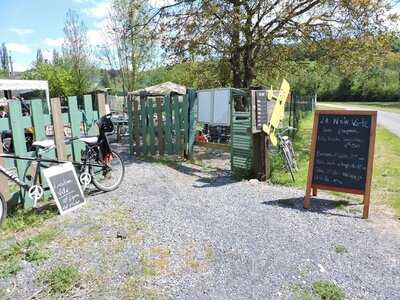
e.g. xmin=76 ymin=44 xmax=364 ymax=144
xmin=304 ymin=110 xmax=377 ymax=219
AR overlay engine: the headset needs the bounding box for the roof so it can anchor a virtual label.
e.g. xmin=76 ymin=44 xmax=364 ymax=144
xmin=0 ymin=79 xmax=49 ymax=91
xmin=130 ymin=82 xmax=186 ymax=96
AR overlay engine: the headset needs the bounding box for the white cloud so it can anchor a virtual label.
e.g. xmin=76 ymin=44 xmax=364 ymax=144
xmin=9 ymin=28 xmax=34 ymax=35
xmin=83 ymin=0 xmax=111 ymax=19
xmin=44 ymin=38 xmax=64 ymax=47
xmin=12 ymin=63 xmax=30 ymax=72
xmin=6 ymin=43 xmax=31 ymax=54
xmin=42 ymin=49 xmax=53 ymax=61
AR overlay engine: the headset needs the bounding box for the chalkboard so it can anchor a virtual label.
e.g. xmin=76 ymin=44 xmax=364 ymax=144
xmin=305 ymin=110 xmax=377 ymax=219
xmin=44 ymin=162 xmax=86 ymax=215
xmin=312 ymin=113 xmax=372 ymax=190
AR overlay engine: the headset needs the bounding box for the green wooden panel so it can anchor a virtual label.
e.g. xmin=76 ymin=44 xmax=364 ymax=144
xmin=8 ymin=101 xmax=29 ymax=207
xmin=127 ymin=98 xmax=134 ymax=155
xmin=147 ymin=99 xmax=156 ymax=155
xmin=182 ymin=96 xmax=189 ymax=155
xmin=187 ymin=89 xmax=198 ymax=157
xmin=140 ymin=97 xmax=148 ymax=155
xmin=163 ymin=95 xmax=173 ymax=155
xmin=84 ymin=95 xmax=98 ymax=136
xmin=0 ymin=118 xmax=10 ymax=130
xmin=31 ymin=100 xmax=46 ymax=141
xmin=68 ymin=96 xmax=83 ymax=161
xmin=172 ymin=95 xmax=180 ymax=155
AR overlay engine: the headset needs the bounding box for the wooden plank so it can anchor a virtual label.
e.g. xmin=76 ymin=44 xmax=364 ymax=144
xmin=51 ymin=98 xmax=66 ymax=161
xmin=133 ymin=99 xmax=140 ymax=155
xmin=163 ymin=95 xmax=173 ymax=155
xmin=0 ymin=136 xmax=10 ymax=202
xmin=8 ymin=101 xmax=29 ymax=207
xmin=127 ymin=95 xmax=134 ymax=156
xmin=182 ymin=95 xmax=189 ymax=157
xmin=147 ymin=99 xmax=156 ymax=155
xmin=172 ymin=95 xmax=181 ymax=155
xmin=97 ymin=93 xmax=107 ymax=117
xmin=156 ymin=98 xmax=165 ymax=156
xmin=140 ymin=96 xmax=148 ymax=155
xmin=84 ymin=95 xmax=97 ymax=136
xmin=31 ymin=99 xmax=46 ymax=141
xmin=68 ymin=96 xmax=83 ymax=161
xmin=363 ymin=112 xmax=377 ymax=219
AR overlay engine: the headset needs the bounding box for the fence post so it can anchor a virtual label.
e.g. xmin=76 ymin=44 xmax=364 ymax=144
xmin=163 ymin=95 xmax=173 ymax=155
xmin=147 ymin=99 xmax=156 ymax=155
xmin=127 ymin=95 xmax=134 ymax=156
xmin=172 ymin=95 xmax=181 ymax=155
xmin=133 ymin=99 xmax=141 ymax=155
xmin=140 ymin=95 xmax=148 ymax=156
xmin=51 ymin=97 xmax=66 ymax=161
xmin=156 ymin=98 xmax=165 ymax=156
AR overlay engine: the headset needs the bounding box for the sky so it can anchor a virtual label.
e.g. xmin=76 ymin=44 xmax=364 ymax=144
xmin=0 ymin=0 xmax=166 ymax=72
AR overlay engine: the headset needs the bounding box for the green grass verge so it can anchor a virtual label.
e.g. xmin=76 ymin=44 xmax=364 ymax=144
xmin=271 ymin=112 xmax=400 ymax=216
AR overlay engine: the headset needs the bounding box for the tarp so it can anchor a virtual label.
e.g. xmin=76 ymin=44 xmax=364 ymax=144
xmin=131 ymin=82 xmax=186 ymax=96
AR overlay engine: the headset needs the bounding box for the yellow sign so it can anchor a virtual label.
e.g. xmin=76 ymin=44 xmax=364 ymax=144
xmin=262 ymin=79 xmax=290 ymax=146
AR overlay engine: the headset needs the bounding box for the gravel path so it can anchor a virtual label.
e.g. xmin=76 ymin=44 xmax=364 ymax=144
xmin=321 ymin=103 xmax=400 ymax=137
xmin=1 ymin=156 xmax=400 ymax=299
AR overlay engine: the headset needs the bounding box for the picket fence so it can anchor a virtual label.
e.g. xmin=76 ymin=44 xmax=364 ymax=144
xmin=127 ymin=90 xmax=197 ymax=157
xmin=0 ymin=94 xmax=106 ymax=209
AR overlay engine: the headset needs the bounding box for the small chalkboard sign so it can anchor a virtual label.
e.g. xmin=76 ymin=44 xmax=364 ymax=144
xmin=44 ymin=162 xmax=86 ymax=215
xmin=304 ymin=110 xmax=377 ymax=219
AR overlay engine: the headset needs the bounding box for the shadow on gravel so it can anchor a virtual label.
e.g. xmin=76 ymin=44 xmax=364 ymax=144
xmin=175 ymin=164 xmax=236 ymax=188
xmin=262 ymin=197 xmax=362 ymax=219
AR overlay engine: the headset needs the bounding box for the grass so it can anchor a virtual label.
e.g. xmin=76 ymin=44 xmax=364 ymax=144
xmin=0 ymin=228 xmax=58 ymax=278
xmin=325 ymin=102 xmax=400 ymax=114
xmin=40 ymin=266 xmax=80 ymax=295
xmin=334 ymin=245 xmax=348 ymax=254
xmin=312 ymin=281 xmax=345 ymax=300
xmin=271 ymin=110 xmax=400 ymax=216
xmin=124 ymin=277 xmax=161 ymax=300
xmin=0 ymin=204 xmax=58 ymax=236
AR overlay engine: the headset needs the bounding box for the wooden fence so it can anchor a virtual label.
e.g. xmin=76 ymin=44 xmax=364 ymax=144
xmin=127 ymin=91 xmax=197 ymax=157
xmin=0 ymin=94 xmax=106 ymax=209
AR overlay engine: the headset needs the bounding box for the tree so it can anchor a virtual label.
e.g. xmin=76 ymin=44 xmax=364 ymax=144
xmin=62 ymin=9 xmax=92 ymax=95
xmin=53 ymin=49 xmax=61 ymax=65
xmin=158 ymin=0 xmax=398 ymax=88
xmin=1 ymin=43 xmax=9 ymax=75
xmin=36 ymin=49 xmax=44 ymax=65
xmin=104 ymin=0 xmax=156 ymax=92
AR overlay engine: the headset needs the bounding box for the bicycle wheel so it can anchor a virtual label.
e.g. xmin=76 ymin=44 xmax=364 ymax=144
xmin=0 ymin=192 xmax=7 ymax=225
xmin=90 ymin=150 xmax=125 ymax=192
xmin=281 ymin=144 xmax=295 ymax=182
xmin=285 ymin=140 xmax=298 ymax=171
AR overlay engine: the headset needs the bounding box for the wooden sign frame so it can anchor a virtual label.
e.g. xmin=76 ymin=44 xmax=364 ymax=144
xmin=304 ymin=110 xmax=377 ymax=219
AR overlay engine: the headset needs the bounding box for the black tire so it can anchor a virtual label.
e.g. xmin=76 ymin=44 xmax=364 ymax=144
xmin=0 ymin=192 xmax=7 ymax=226
xmin=91 ymin=150 xmax=125 ymax=192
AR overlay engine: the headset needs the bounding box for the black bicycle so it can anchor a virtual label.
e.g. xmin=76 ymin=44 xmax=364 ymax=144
xmin=0 ymin=113 xmax=125 ymax=225
xmin=276 ymin=126 xmax=298 ymax=181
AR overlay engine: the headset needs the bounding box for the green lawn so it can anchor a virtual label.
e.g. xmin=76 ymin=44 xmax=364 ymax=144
xmin=271 ymin=111 xmax=400 ymax=216
xmin=325 ymin=102 xmax=400 ymax=114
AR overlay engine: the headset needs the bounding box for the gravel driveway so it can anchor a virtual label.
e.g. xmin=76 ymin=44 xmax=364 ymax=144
xmin=1 ymin=155 xmax=400 ymax=299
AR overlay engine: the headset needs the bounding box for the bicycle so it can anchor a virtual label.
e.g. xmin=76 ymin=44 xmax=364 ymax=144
xmin=0 ymin=113 xmax=125 ymax=224
xmin=275 ymin=126 xmax=298 ymax=181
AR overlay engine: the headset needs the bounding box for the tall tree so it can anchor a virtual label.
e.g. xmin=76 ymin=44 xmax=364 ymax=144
xmin=158 ymin=0 xmax=398 ymax=88
xmin=62 ymin=9 xmax=92 ymax=95
xmin=52 ymin=49 xmax=61 ymax=65
xmin=1 ymin=43 xmax=9 ymax=75
xmin=36 ymin=49 xmax=44 ymax=65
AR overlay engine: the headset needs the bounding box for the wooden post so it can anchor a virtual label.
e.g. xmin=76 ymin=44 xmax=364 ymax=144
xmin=304 ymin=111 xmax=319 ymax=209
xmin=140 ymin=95 xmax=148 ymax=155
xmin=172 ymin=95 xmax=180 ymax=155
xmin=164 ymin=95 xmax=173 ymax=155
xmin=363 ymin=112 xmax=377 ymax=219
xmin=97 ymin=93 xmax=107 ymax=117
xmin=127 ymin=95 xmax=134 ymax=156
xmin=148 ymin=99 xmax=156 ymax=155
xmin=67 ymin=96 xmax=82 ymax=161
xmin=156 ymin=98 xmax=165 ymax=156
xmin=51 ymin=97 xmax=66 ymax=161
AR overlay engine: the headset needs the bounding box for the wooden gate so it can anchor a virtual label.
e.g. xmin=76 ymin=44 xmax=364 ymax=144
xmin=127 ymin=90 xmax=197 ymax=157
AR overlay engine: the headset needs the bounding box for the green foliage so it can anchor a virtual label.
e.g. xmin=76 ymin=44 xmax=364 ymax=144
xmin=41 ymin=266 xmax=80 ymax=294
xmin=312 ymin=281 xmax=345 ymax=300
xmin=0 ymin=257 xmax=22 ymax=278
xmin=334 ymin=245 xmax=348 ymax=254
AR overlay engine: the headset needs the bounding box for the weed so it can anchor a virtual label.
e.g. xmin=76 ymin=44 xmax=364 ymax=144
xmin=312 ymin=281 xmax=345 ymax=300
xmin=334 ymin=245 xmax=348 ymax=254
xmin=0 ymin=257 xmax=22 ymax=278
xmin=41 ymin=266 xmax=80 ymax=294
xmin=124 ymin=276 xmax=161 ymax=299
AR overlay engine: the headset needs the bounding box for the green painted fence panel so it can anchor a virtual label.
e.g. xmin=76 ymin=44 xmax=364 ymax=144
xmin=172 ymin=95 xmax=180 ymax=155
xmin=127 ymin=97 xmax=134 ymax=155
xmin=68 ymin=96 xmax=83 ymax=161
xmin=182 ymin=96 xmax=189 ymax=155
xmin=140 ymin=97 xmax=148 ymax=155
xmin=8 ymin=101 xmax=31 ymax=207
xmin=147 ymin=99 xmax=156 ymax=155
xmin=163 ymin=95 xmax=173 ymax=155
